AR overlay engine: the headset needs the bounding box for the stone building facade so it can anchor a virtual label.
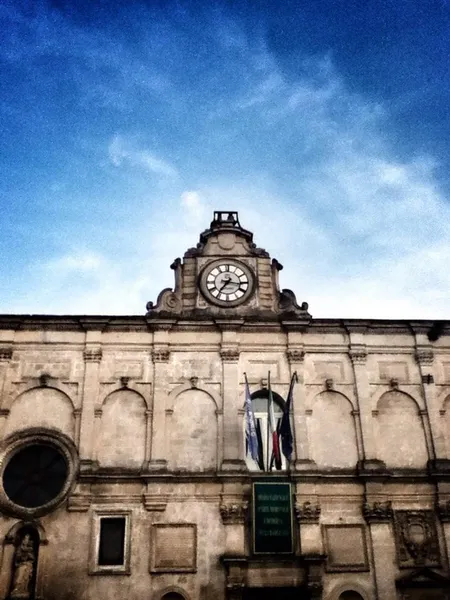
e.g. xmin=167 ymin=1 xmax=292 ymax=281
xmin=0 ymin=211 xmax=449 ymax=600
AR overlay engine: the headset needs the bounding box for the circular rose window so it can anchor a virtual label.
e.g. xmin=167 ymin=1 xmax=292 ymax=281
xmin=3 ymin=443 xmax=69 ymax=509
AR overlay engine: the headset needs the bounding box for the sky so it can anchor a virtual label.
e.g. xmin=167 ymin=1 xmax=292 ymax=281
xmin=1 ymin=0 xmax=449 ymax=319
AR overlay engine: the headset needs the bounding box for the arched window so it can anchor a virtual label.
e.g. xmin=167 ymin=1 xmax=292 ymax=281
xmin=161 ymin=593 xmax=186 ymax=600
xmin=245 ymin=389 xmax=288 ymax=472
xmin=339 ymin=592 xmax=364 ymax=600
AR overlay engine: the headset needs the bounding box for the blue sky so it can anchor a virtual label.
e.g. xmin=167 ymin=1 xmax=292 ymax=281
xmin=1 ymin=0 xmax=449 ymax=318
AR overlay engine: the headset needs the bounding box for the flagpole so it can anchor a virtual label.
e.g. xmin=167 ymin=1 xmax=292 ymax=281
xmin=266 ymin=371 xmax=271 ymax=472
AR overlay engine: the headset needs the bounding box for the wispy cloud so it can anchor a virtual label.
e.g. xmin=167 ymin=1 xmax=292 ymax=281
xmin=108 ymin=135 xmax=178 ymax=178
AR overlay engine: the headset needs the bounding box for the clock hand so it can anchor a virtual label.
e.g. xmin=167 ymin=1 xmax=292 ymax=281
xmin=219 ymin=276 xmax=232 ymax=292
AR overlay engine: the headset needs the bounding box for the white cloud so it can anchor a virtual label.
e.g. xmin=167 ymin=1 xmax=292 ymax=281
xmin=108 ymin=135 xmax=178 ymax=178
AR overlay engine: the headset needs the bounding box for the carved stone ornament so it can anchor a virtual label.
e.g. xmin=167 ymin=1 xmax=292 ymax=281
xmin=220 ymin=502 xmax=248 ymax=524
xmin=295 ymin=501 xmax=321 ymax=523
xmin=394 ymin=510 xmax=441 ymax=568
xmin=0 ymin=346 xmax=13 ymax=361
xmin=363 ymin=500 xmax=393 ymax=523
xmin=349 ymin=346 xmax=367 ymax=365
xmin=415 ymin=348 xmax=434 ymax=366
xmin=152 ymin=348 xmax=170 ymax=363
xmin=220 ymin=348 xmax=240 ymax=363
xmin=83 ymin=347 xmax=102 ymax=362
xmin=146 ymin=288 xmax=182 ymax=316
xmin=287 ymin=349 xmax=305 ymax=364
xmin=278 ymin=289 xmax=311 ymax=317
xmin=437 ymin=500 xmax=450 ymax=522
xmin=325 ymin=378 xmax=334 ymax=391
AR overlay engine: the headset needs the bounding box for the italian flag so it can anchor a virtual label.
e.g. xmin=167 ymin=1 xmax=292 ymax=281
xmin=268 ymin=372 xmax=282 ymax=470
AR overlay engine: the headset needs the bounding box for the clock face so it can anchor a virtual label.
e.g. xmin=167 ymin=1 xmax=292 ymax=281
xmin=200 ymin=260 xmax=254 ymax=306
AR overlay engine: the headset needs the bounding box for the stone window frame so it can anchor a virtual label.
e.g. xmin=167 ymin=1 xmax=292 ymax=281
xmin=89 ymin=508 xmax=132 ymax=575
xmin=0 ymin=428 xmax=78 ymax=519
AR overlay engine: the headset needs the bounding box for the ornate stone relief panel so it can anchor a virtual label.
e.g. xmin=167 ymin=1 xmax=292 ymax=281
xmin=150 ymin=524 xmax=197 ymax=573
xmin=394 ymin=510 xmax=440 ymax=568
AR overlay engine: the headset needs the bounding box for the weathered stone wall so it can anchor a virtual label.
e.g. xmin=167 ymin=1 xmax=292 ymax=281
xmin=0 ymin=318 xmax=448 ymax=599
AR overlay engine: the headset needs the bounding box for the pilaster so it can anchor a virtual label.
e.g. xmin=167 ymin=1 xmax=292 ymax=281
xmin=285 ymin=339 xmax=311 ymax=470
xmin=147 ymin=325 xmax=171 ymax=472
xmin=218 ymin=320 xmax=245 ymax=472
xmin=415 ymin=345 xmax=443 ymax=462
xmin=348 ymin=342 xmax=383 ymax=472
xmin=78 ymin=336 xmax=102 ymax=470
xmin=363 ymin=494 xmax=396 ymax=600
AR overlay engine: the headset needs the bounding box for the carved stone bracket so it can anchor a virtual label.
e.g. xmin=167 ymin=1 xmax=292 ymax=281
xmin=152 ymin=348 xmax=170 ymax=363
xmin=287 ymin=349 xmax=305 ymax=364
xmin=415 ymin=348 xmax=434 ymax=366
xmin=220 ymin=502 xmax=248 ymax=525
xmin=349 ymin=346 xmax=367 ymax=365
xmin=295 ymin=501 xmax=321 ymax=523
xmin=0 ymin=346 xmax=13 ymax=361
xmin=325 ymin=378 xmax=334 ymax=391
xmin=363 ymin=500 xmax=393 ymax=523
xmin=220 ymin=348 xmax=240 ymax=363
xmin=83 ymin=347 xmax=102 ymax=363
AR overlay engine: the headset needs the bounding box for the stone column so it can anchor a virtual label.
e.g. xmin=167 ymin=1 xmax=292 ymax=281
xmin=349 ymin=343 xmax=384 ymax=472
xmin=363 ymin=499 xmax=397 ymax=600
xmin=78 ymin=342 xmax=102 ymax=471
xmin=147 ymin=322 xmax=173 ymax=471
xmin=217 ymin=320 xmax=245 ymax=472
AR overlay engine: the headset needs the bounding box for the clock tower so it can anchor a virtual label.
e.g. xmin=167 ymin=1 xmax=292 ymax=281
xmin=146 ymin=210 xmax=310 ymax=320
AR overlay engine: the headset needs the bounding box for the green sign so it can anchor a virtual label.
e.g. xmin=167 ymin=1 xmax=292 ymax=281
xmin=252 ymin=482 xmax=293 ymax=554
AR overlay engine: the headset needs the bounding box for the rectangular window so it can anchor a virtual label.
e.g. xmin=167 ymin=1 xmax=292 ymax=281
xmin=98 ymin=517 xmax=126 ymax=566
xmin=89 ymin=510 xmax=131 ymax=575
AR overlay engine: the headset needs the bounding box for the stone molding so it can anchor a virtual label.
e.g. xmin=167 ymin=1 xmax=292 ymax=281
xmin=83 ymin=347 xmax=102 ymax=363
xmin=415 ymin=348 xmax=434 ymax=366
xmin=143 ymin=494 xmax=168 ymax=512
xmin=0 ymin=346 xmax=13 ymax=361
xmin=295 ymin=501 xmax=321 ymax=523
xmin=220 ymin=502 xmax=248 ymax=524
xmin=363 ymin=500 xmax=393 ymax=523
